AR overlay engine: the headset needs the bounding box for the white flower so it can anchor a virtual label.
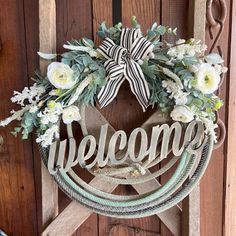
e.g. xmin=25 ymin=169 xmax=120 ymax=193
xmin=194 ymin=63 xmax=221 ymax=94
xmin=29 ymin=105 xmax=38 ymax=113
xmin=176 ymin=39 xmax=186 ymax=45
xmin=37 ymin=102 xmax=63 ymax=125
xmin=0 ymin=105 xmax=31 ymax=127
xmin=167 ymin=39 xmax=207 ymax=60
xmin=196 ymin=115 xmax=218 ymax=143
xmin=36 ymin=125 xmax=59 ymax=147
xmin=47 ymin=62 xmax=76 ymax=89
xmin=162 ymin=80 xmax=189 ymax=105
xmin=11 ymin=83 xmax=45 ymax=106
xmin=62 ymin=105 xmax=81 ymax=124
xmin=189 ymin=65 xmax=199 ymax=73
xmin=170 ymin=105 xmax=194 ymax=123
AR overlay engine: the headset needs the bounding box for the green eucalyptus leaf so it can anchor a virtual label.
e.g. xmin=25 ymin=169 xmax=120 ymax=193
xmin=37 ymin=52 xmax=57 ymax=60
xmin=205 ymin=53 xmax=224 ymax=64
xmin=82 ymin=37 xmax=94 ymax=48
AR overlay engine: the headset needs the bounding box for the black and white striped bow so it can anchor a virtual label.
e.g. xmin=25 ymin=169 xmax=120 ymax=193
xmin=97 ymin=28 xmax=154 ymax=111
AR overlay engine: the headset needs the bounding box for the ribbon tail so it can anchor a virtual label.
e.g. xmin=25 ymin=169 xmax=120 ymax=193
xmin=124 ymin=60 xmax=150 ymax=112
xmin=97 ymin=75 xmax=125 ymax=108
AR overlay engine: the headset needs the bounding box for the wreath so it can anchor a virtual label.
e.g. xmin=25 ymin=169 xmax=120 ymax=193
xmin=0 ymin=17 xmax=227 ymax=217
xmin=0 ymin=17 xmax=226 ymax=146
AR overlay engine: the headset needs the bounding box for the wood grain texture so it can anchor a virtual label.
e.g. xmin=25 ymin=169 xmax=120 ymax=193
xmin=223 ymin=0 xmax=236 ymax=235
xmin=96 ymin=1 xmax=161 ymax=236
xmin=201 ymin=0 xmax=230 ymax=235
xmin=39 ymin=0 xmax=59 ymax=230
xmin=0 ymin=0 xmax=38 ymax=235
xmin=182 ymin=2 xmax=206 ymax=235
xmin=0 ymin=1 xmax=233 ymax=235
xmin=56 ymin=0 xmax=93 ymax=53
xmin=93 ymin=0 xmax=113 ymax=45
xmin=55 ymin=1 xmax=98 ymax=235
xmin=161 ymin=1 xmax=189 ymax=235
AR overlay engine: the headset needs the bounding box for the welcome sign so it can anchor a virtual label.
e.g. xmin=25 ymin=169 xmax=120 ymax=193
xmin=48 ymin=120 xmax=206 ymax=175
xmin=0 ymin=18 xmax=225 ymax=218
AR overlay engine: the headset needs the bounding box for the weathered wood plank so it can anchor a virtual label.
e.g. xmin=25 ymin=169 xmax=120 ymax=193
xmin=122 ymin=0 xmax=161 ymax=31
xmin=39 ymin=0 xmax=59 ymax=229
xmin=93 ymin=0 xmax=113 ymax=45
xmin=0 ymin=1 xmax=38 ymax=235
xmin=201 ymin=0 xmax=230 ymax=235
xmin=224 ymin=0 xmax=236 ymax=234
xmin=161 ymin=1 xmax=189 ymax=235
xmin=182 ymin=1 xmax=206 ymax=236
xmin=54 ymin=1 xmax=97 ymax=235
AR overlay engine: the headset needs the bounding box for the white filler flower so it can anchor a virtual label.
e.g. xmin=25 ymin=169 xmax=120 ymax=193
xmin=62 ymin=105 xmax=81 ymax=124
xmin=47 ymin=62 xmax=76 ymax=89
xmin=194 ymin=63 xmax=220 ymax=94
xmin=170 ymin=105 xmax=194 ymax=123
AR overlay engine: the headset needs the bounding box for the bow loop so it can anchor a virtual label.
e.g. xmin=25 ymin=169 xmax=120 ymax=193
xmin=97 ymin=38 xmax=127 ymax=65
xmin=97 ymin=28 xmax=153 ymax=111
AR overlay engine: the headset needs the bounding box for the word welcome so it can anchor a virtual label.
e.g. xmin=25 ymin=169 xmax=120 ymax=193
xmin=48 ymin=121 xmax=205 ymax=174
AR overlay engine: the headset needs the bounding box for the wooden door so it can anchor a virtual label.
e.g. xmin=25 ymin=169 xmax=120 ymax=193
xmin=0 ymin=0 xmax=233 ymax=236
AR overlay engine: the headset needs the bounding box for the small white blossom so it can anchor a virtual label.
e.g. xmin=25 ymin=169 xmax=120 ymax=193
xmin=167 ymin=39 xmax=207 ymax=60
xmin=222 ymin=66 xmax=228 ymax=73
xmin=189 ymin=65 xmax=199 ymax=73
xmin=170 ymin=105 xmax=194 ymax=123
xmin=162 ymin=80 xmax=189 ymax=105
xmin=176 ymin=39 xmax=186 ymax=45
xmin=37 ymin=102 xmax=63 ymax=125
xmin=0 ymin=105 xmax=31 ymax=127
xmin=36 ymin=124 xmax=59 ymax=147
xmin=196 ymin=114 xmax=218 ymax=143
xmin=62 ymin=105 xmax=81 ymax=124
xmin=11 ymin=83 xmax=45 ymax=106
xmin=29 ymin=105 xmax=39 ymax=113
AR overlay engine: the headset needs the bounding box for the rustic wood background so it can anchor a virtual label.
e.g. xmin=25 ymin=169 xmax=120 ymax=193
xmin=0 ymin=0 xmax=234 ymax=235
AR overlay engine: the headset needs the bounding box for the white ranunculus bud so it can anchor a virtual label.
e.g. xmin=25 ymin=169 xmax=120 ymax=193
xmin=170 ymin=105 xmax=194 ymax=123
xmin=176 ymin=39 xmax=186 ymax=45
xmin=194 ymin=63 xmax=220 ymax=94
xmin=47 ymin=62 xmax=76 ymax=89
xmin=62 ymin=105 xmax=81 ymax=124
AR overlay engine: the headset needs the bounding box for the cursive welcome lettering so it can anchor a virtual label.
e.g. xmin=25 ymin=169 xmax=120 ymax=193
xmin=47 ymin=121 xmax=205 ymax=175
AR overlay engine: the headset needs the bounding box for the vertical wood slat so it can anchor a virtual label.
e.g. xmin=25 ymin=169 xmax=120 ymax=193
xmin=182 ymin=1 xmax=206 ymax=236
xmin=160 ymin=1 xmax=189 ymax=235
xmin=0 ymin=1 xmax=38 ymax=235
xmin=102 ymin=1 xmax=162 ymax=236
xmin=224 ymin=0 xmax=236 ymax=234
xmin=39 ymin=0 xmax=58 ymax=229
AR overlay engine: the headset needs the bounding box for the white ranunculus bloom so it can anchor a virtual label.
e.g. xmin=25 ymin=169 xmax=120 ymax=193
xmin=62 ymin=105 xmax=81 ymax=124
xmin=47 ymin=62 xmax=76 ymax=89
xmin=194 ymin=63 xmax=220 ymax=94
xmin=170 ymin=105 xmax=194 ymax=123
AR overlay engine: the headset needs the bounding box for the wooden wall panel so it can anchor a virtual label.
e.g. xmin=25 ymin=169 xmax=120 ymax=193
xmin=0 ymin=0 xmax=38 ymax=235
xmin=201 ymin=0 xmax=230 ymax=235
xmin=160 ymin=1 xmax=189 ymax=235
xmin=55 ymin=2 xmax=98 ymax=236
xmin=224 ymin=0 xmax=236 ymax=234
xmin=0 ymin=0 xmax=234 ymax=235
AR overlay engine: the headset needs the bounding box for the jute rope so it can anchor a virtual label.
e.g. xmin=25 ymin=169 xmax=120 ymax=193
xmin=38 ymin=105 xmax=214 ymax=218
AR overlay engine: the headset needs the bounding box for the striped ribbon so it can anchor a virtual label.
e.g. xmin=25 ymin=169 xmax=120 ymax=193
xmin=97 ymin=28 xmax=154 ymax=111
